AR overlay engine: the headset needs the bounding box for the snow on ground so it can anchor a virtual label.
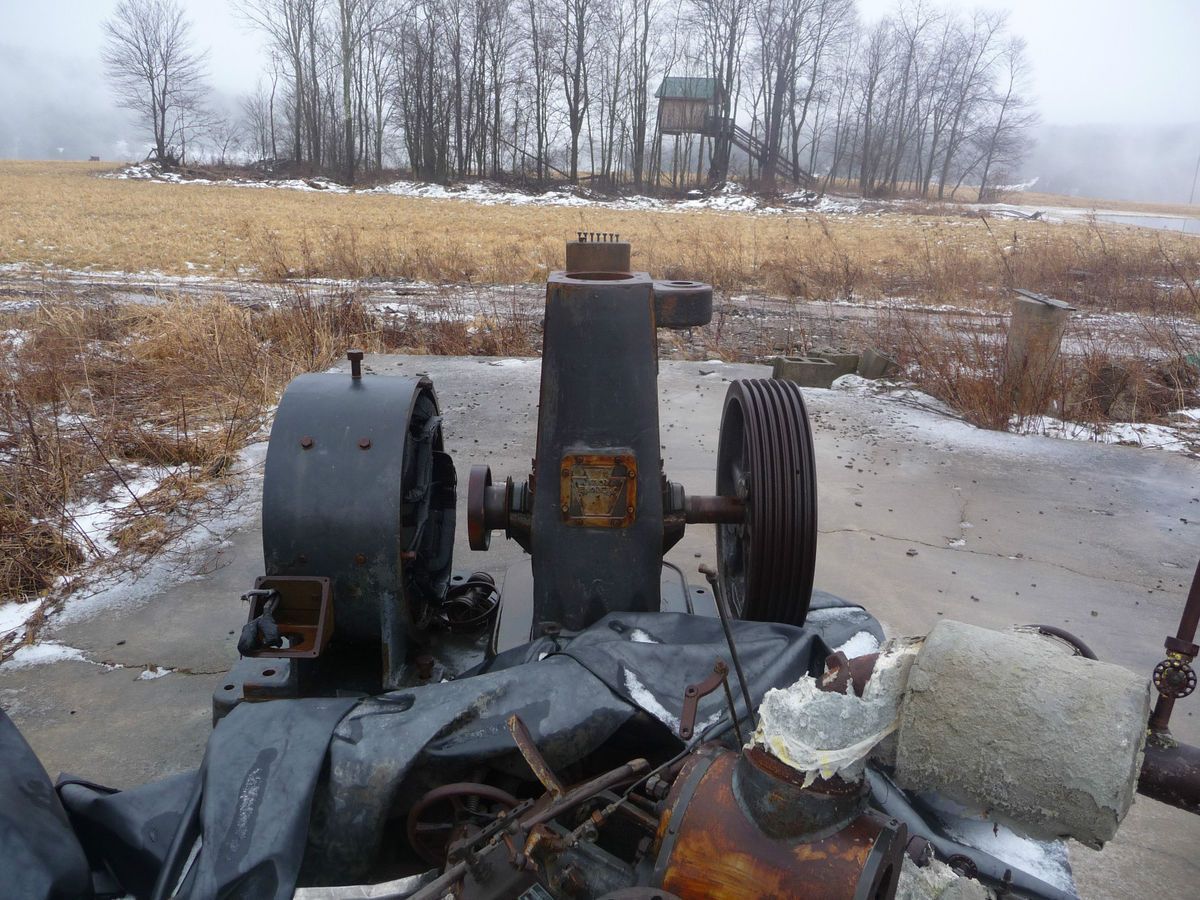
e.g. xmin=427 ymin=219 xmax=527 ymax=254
xmin=0 ymin=441 xmax=267 ymax=662
xmin=106 ymin=162 xmax=1200 ymax=235
xmin=828 ymin=374 xmax=1200 ymax=458
xmin=1016 ymin=415 xmax=1199 ymax=452
xmin=5 ymin=641 xmax=90 ymax=668
xmin=103 ymin=163 xmax=865 ymax=217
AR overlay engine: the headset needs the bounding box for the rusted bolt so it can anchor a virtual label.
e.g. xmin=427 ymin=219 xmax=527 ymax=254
xmin=347 ymin=349 xmax=364 ymax=378
xmin=354 ymin=553 xmax=366 ymax=566
xmin=299 ymin=436 xmax=314 ymax=449
xmin=358 ymin=437 xmax=372 ymax=450
xmin=561 ymin=503 xmax=569 ymax=513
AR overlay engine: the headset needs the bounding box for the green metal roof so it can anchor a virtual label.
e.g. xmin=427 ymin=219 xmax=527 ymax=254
xmin=655 ymin=76 xmax=721 ymax=101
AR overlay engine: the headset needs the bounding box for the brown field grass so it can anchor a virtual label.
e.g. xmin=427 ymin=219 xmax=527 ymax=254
xmin=0 ymin=287 xmax=377 ymax=608
xmin=2 ymin=161 xmax=1198 ymax=614
xmin=2 ymin=162 xmax=1198 ymax=316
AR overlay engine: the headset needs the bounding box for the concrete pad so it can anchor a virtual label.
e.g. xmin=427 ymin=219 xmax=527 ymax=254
xmin=1 ymin=355 xmax=1197 ymax=895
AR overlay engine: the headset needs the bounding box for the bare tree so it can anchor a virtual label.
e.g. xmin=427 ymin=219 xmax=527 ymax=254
xmin=559 ymin=0 xmax=593 ymax=182
xmin=975 ymin=36 xmax=1036 ymax=201
xmin=102 ymin=0 xmax=209 ymax=164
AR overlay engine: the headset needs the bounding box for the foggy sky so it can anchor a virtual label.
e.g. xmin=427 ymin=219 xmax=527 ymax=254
xmin=1 ymin=0 xmax=1198 ymax=202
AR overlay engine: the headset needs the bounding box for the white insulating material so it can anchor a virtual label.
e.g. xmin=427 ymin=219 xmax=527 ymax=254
xmin=752 ymin=637 xmax=921 ymax=784
xmin=895 ymin=857 xmax=992 ymax=900
xmin=893 ymin=620 xmax=1150 ymax=849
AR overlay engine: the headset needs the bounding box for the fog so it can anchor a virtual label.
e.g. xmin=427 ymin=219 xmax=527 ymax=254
xmin=1 ymin=0 xmax=1197 ymax=204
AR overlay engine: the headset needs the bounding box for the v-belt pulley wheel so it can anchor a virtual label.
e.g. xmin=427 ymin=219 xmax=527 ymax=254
xmin=715 ymin=379 xmax=818 ymax=626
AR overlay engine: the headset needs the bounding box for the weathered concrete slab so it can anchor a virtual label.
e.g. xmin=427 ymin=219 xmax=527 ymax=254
xmin=1 ymin=355 xmax=1197 ymax=895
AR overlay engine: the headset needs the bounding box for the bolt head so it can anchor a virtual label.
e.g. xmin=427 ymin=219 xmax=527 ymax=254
xmin=299 ymin=436 xmax=314 ymax=449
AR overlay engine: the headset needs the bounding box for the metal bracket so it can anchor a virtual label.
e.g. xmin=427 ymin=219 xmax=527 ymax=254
xmin=679 ymin=660 xmax=740 ymax=743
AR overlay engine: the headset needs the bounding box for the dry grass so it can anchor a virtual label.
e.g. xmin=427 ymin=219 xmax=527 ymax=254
xmin=3 ymin=162 xmax=1199 ymax=316
xmin=0 ymin=276 xmax=540 ymax=612
xmin=0 ymin=287 xmax=378 ymax=605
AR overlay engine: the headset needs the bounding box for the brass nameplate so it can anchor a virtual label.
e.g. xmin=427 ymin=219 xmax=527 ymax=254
xmin=560 ymin=454 xmax=637 ymax=527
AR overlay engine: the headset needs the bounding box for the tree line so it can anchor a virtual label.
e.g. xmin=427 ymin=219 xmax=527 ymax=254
xmin=103 ymin=0 xmax=1035 ymax=199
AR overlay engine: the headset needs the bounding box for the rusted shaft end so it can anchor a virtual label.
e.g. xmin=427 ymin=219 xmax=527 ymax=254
xmin=684 ymin=494 xmax=745 ymax=524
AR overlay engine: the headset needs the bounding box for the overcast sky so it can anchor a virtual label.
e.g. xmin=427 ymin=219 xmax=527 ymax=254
xmin=2 ymin=0 xmax=1197 ymax=134
xmin=1 ymin=0 xmax=1198 ymax=201
xmin=857 ymin=0 xmax=1200 ymax=126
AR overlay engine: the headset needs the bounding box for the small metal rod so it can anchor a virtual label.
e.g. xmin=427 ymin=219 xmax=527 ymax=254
xmin=699 ymin=564 xmax=755 ymax=733
xmin=409 ymin=758 xmax=649 ymax=900
xmin=720 ymin=668 xmax=745 ymax=745
xmin=507 ymin=713 xmax=565 ymax=799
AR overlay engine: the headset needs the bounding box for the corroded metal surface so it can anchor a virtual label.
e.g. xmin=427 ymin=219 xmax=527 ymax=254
xmin=655 ymin=749 xmax=903 ymax=899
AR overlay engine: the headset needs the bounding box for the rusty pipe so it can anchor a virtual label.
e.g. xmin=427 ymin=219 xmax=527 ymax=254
xmin=684 ymin=495 xmax=745 ymax=525
xmin=1137 ymin=739 xmax=1200 ymax=814
xmin=1149 ymin=557 xmax=1200 ymax=736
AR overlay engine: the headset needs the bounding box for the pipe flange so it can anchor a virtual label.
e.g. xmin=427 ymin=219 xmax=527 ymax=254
xmin=467 ymin=465 xmax=493 ymax=551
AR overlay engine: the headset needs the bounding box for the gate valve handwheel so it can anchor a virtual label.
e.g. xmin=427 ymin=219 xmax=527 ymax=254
xmin=1153 ymin=658 xmax=1197 ymax=699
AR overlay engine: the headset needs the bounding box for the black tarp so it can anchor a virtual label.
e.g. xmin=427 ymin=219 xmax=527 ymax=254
xmin=0 ymin=709 xmax=91 ymax=899
xmin=8 ymin=606 xmax=881 ymax=898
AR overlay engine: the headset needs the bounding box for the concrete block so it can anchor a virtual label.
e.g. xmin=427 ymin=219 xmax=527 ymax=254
xmin=857 ymin=347 xmax=898 ymax=379
xmin=1006 ymin=292 xmax=1072 ymax=414
xmin=811 ymin=348 xmax=861 ymax=380
xmin=893 ymin=620 xmax=1150 ymax=848
xmin=772 ymin=356 xmax=837 ymax=388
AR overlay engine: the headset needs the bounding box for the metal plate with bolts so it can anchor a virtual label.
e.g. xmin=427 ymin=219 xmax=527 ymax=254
xmin=560 ymin=453 xmax=638 ymax=528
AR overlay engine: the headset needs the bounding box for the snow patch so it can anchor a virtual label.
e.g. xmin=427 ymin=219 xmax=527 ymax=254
xmin=1016 ymin=415 xmax=1198 ymax=454
xmin=623 ymin=667 xmax=680 ymax=732
xmin=0 ymin=599 xmax=44 ymax=642
xmin=834 ymin=631 xmax=881 ymax=658
xmin=4 ymin=641 xmax=89 ymax=668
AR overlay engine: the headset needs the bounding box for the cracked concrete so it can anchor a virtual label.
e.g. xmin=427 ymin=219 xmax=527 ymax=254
xmin=1 ymin=355 xmax=1197 ymax=897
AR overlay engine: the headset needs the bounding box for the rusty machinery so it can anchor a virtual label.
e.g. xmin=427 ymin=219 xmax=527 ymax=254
xmin=466 ymin=234 xmax=816 ymax=638
xmin=190 ymin=235 xmax=1200 ymax=900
